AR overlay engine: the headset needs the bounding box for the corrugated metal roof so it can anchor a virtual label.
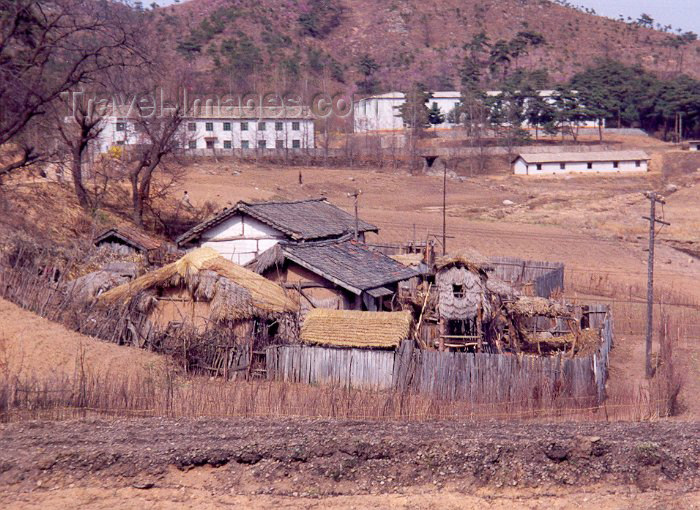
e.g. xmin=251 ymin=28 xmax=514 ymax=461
xmin=516 ymin=151 xmax=650 ymax=164
xmin=282 ymin=239 xmax=419 ymax=295
xmin=301 ymin=309 xmax=413 ymax=349
xmin=177 ymin=198 xmax=378 ymax=246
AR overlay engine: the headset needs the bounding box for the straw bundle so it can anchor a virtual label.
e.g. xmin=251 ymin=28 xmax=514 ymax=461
xmin=506 ymin=296 xmax=568 ymax=317
xmin=99 ymin=247 xmax=297 ymax=320
xmin=390 ymin=253 xmax=425 ymax=267
xmin=301 ymin=309 xmax=413 ymax=349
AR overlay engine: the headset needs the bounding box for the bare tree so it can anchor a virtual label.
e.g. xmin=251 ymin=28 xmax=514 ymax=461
xmin=0 ymin=0 xmax=144 ymax=179
xmin=129 ymin=102 xmax=187 ymax=226
xmin=50 ymin=97 xmax=105 ymax=209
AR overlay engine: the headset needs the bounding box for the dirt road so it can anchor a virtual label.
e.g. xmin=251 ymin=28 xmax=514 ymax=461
xmin=1 ymin=419 xmax=699 ymax=508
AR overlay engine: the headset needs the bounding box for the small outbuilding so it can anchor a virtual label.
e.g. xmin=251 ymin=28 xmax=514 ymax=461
xmin=99 ymin=247 xmax=298 ymax=349
xmin=513 ymin=151 xmax=650 ymax=175
xmin=94 ymin=225 xmax=162 ymax=255
xmin=686 ymin=140 xmax=700 ymax=152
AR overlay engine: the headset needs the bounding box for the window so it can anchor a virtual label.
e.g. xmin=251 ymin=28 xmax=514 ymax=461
xmin=536 ymin=163 xmax=542 ymax=171
xmin=116 ymin=122 xmax=126 ymax=131
xmin=276 ymin=140 xmax=284 ymax=149
xmin=635 ymin=160 xmax=641 ymax=167
xmin=115 ymin=140 xmax=125 ymax=145
xmin=292 ymin=121 xmax=300 ymax=131
xmin=452 ymin=284 xmax=465 ymax=298
xmin=223 ymin=122 xmax=231 ymax=131
xmin=188 ymin=140 xmax=197 ymax=149
xmin=240 ymin=122 xmax=248 ymax=131
xmin=206 ymin=140 xmax=215 ymax=149
xmin=613 ymin=161 xmax=619 ymax=169
xmin=559 ymin=163 xmax=566 ymax=170
xmin=241 ymin=140 xmax=249 ymax=149
xmin=292 ymin=139 xmax=301 ymax=149
xmin=587 ymin=162 xmax=593 ymax=169
xmin=275 ymin=122 xmax=283 ymax=131
xmin=258 ymin=140 xmax=267 ymax=149
xmin=188 ymin=122 xmax=196 ymax=131
xmin=205 ymin=122 xmax=214 ymax=132
xmin=258 ymin=122 xmax=266 ymax=131
xmin=223 ymin=140 xmax=232 ymax=149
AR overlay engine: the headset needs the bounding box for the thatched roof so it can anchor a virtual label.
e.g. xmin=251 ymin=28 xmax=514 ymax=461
xmin=390 ymin=253 xmax=424 ymax=267
xmin=301 ymin=309 xmax=413 ymax=349
xmin=506 ymin=296 xmax=569 ymax=317
xmin=435 ymin=248 xmax=493 ymax=273
xmin=99 ymin=247 xmax=297 ymax=319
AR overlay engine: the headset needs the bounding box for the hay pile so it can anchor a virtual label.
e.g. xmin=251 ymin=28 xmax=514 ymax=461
xmin=390 ymin=253 xmax=425 ymax=267
xmin=99 ymin=247 xmax=297 ymax=320
xmin=435 ymin=248 xmax=493 ymax=273
xmin=506 ymin=296 xmax=569 ymax=317
xmin=301 ymin=309 xmax=413 ymax=349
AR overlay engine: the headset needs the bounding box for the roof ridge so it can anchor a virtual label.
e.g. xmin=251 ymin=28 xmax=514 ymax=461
xmin=242 ymin=197 xmax=327 ymax=206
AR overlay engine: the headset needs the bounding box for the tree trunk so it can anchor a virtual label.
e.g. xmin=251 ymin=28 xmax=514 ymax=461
xmin=130 ymin=171 xmax=142 ymax=226
xmin=71 ymin=147 xmax=90 ymax=209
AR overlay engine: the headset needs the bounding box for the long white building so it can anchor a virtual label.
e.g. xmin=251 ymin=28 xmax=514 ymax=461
xmin=513 ymin=151 xmax=650 ymax=176
xmin=354 ymin=90 xmax=600 ymax=133
xmin=95 ymin=105 xmax=315 ymax=153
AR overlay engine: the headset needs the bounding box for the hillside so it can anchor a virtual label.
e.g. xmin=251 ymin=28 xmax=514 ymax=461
xmin=151 ymin=0 xmax=700 ymax=92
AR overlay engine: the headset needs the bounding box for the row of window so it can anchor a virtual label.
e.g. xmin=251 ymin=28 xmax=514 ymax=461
xmin=116 ymin=121 xmax=304 ymax=132
xmin=189 ymin=140 xmax=303 ymax=149
xmin=189 ymin=121 xmax=302 ymax=132
xmin=533 ymin=161 xmax=643 ymax=170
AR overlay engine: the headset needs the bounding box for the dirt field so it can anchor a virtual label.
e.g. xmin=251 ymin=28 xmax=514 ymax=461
xmin=1 ymin=418 xmax=699 ymax=509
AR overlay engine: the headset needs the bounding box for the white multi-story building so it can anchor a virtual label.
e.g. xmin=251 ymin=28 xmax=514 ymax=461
xmin=354 ymin=90 xmax=601 ymax=133
xmin=95 ymin=105 xmax=315 ymax=153
xmin=512 ymin=151 xmax=650 ymax=176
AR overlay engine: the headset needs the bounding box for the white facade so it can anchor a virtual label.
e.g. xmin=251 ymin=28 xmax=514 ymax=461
xmin=197 ymin=214 xmax=285 ymax=266
xmin=354 ymin=91 xmax=461 ymax=132
xmin=95 ymin=116 xmax=315 ymax=153
xmin=513 ymin=154 xmax=649 ymax=176
xmin=688 ymin=140 xmax=700 ymax=152
xmin=354 ymin=90 xmax=601 ymax=133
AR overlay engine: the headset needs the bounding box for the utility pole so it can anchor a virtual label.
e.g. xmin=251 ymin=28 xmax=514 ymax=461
xmin=643 ymin=191 xmax=670 ymax=379
xmin=351 ymin=190 xmax=360 ymax=241
xmin=442 ymin=162 xmax=447 ymax=255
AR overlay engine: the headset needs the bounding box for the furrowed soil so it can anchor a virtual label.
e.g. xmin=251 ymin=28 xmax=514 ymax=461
xmin=1 ymin=419 xmax=699 ymax=509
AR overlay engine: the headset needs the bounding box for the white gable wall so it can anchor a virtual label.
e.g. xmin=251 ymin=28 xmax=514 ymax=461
xmin=514 ymin=157 xmax=648 ymax=176
xmin=198 ymin=214 xmax=286 ymax=265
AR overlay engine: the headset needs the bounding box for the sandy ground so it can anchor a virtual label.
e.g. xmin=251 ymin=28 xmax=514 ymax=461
xmin=1 ymin=419 xmax=699 ymax=509
xmin=0 ymin=298 xmax=166 ymax=381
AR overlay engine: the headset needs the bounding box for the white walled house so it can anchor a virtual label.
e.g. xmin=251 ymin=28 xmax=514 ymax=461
xmin=513 ymin=151 xmax=650 ymax=176
xmin=687 ymin=140 xmax=700 ymax=151
xmin=94 ymin=105 xmax=315 ymax=153
xmin=176 ymin=198 xmax=378 ymax=265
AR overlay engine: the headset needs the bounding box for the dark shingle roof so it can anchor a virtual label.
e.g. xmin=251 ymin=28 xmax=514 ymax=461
xmin=280 ymin=239 xmax=419 ymax=295
xmin=177 ymin=198 xmax=378 ymax=246
xmin=94 ymin=226 xmax=162 ymax=252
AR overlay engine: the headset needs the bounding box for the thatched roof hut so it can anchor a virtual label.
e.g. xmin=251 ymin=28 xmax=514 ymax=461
xmin=301 ymin=309 xmax=413 ymax=349
xmin=100 ymin=247 xmax=297 ymax=323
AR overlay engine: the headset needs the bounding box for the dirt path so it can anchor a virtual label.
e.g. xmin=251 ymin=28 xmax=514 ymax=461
xmin=1 ymin=419 xmax=699 ymax=508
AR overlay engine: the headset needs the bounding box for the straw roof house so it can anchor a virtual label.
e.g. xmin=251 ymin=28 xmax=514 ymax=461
xmin=100 ymin=247 xmax=297 ymax=335
xmin=301 ymin=309 xmax=413 ymax=349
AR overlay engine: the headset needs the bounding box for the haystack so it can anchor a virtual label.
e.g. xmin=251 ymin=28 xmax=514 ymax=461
xmin=100 ymin=247 xmax=297 ymax=321
xmin=506 ymin=296 xmax=569 ymax=318
xmin=301 ymin=309 xmax=413 ymax=349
